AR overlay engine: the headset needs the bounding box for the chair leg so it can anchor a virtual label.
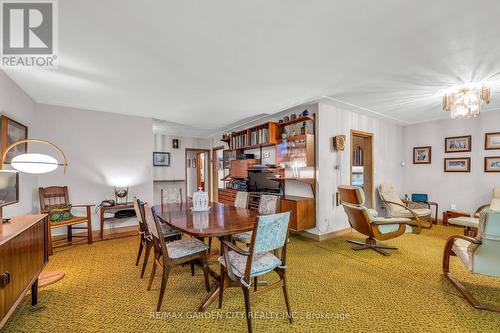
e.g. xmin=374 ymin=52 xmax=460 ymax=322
xmin=141 ymin=243 xmax=152 ymax=278
xmin=208 ymin=237 xmax=212 ymax=253
xmin=200 ymin=255 xmax=211 ymax=292
xmin=218 ymin=266 xmax=225 ymax=309
xmin=242 ymin=286 xmax=253 ymax=333
xmin=347 ymin=237 xmax=397 ymax=256
xmin=147 ymin=259 xmax=157 ymax=291
xmin=87 ymin=207 xmax=93 ymax=244
xmin=136 ymin=239 xmax=144 ymax=266
xmin=254 ymin=277 xmax=258 ymax=292
xmin=190 ymin=261 xmax=195 ymax=276
xmin=156 ymin=266 xmax=170 ymax=311
xmin=281 ymin=270 xmax=293 ymax=323
xmin=67 ymin=226 xmax=72 ymax=243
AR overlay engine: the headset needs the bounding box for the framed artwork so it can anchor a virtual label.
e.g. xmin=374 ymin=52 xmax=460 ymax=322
xmin=444 ymin=157 xmax=470 ymax=172
xmin=192 ymin=158 xmax=197 ymax=168
xmin=485 ymin=132 xmax=500 ymax=150
xmin=153 ymin=152 xmax=170 ymax=166
xmin=484 ymin=156 xmax=500 ymax=172
xmin=172 ymin=138 xmax=179 ymax=149
xmin=445 ymin=135 xmax=471 ymax=153
xmin=1 ymin=115 xmax=28 ymax=163
xmin=413 ymin=146 xmax=431 ymax=164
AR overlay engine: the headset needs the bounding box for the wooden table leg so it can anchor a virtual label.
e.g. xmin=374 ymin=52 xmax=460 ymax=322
xmin=31 ymin=278 xmax=38 ymax=305
xmin=99 ymin=208 xmax=104 ymax=240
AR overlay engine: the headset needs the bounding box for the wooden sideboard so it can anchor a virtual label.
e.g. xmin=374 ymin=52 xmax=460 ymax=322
xmin=0 ymin=214 xmax=48 ymax=329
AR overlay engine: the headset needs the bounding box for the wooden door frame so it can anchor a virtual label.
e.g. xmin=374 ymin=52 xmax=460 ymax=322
xmin=212 ymin=146 xmax=225 ymax=203
xmin=185 ymin=148 xmax=211 ymax=201
xmin=349 ymin=130 xmax=374 ymax=208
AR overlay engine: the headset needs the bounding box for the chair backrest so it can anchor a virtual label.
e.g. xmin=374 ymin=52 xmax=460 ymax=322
xmin=133 ymin=197 xmax=147 ymax=235
xmin=411 ymin=193 xmax=428 ymax=203
xmin=161 ymin=188 xmax=182 ymax=205
xmin=234 ymin=191 xmax=249 ymax=209
xmin=143 ymin=203 xmax=172 ymax=263
xmin=379 ymin=182 xmax=405 ymax=213
xmin=490 ymin=187 xmax=500 ymax=211
xmin=471 ymin=210 xmax=500 ymax=277
xmin=338 ymin=186 xmax=374 ymax=237
xmin=39 ymin=186 xmax=70 ymax=212
xmin=258 ymin=194 xmax=278 ymax=215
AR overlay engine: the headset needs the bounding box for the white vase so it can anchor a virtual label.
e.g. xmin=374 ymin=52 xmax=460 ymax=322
xmin=192 ymin=187 xmax=209 ymax=211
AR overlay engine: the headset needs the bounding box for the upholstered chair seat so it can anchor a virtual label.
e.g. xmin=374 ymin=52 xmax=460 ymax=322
xmin=231 ymin=231 xmax=253 ymax=244
xmin=391 ymin=208 xmax=432 ymax=218
xmin=447 ymin=216 xmax=480 ymax=229
xmin=218 ymin=251 xmax=282 ymax=277
xmin=443 ymin=210 xmax=500 ymax=312
xmin=166 ymin=237 xmax=209 ymax=259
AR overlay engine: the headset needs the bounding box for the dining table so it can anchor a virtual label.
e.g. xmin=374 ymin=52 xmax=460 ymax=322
xmin=154 ymin=202 xmax=259 ymax=312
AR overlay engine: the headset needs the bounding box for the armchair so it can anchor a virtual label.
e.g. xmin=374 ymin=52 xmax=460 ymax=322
xmin=443 ymin=210 xmax=500 ymax=312
xmin=39 ymin=186 xmax=93 ymax=254
xmin=378 ymin=182 xmax=433 ymax=233
xmin=338 ymin=185 xmax=411 ymax=256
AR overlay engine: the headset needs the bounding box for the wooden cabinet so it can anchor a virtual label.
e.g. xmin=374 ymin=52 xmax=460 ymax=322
xmin=280 ymin=196 xmax=315 ymax=231
xmin=0 ymin=215 xmax=48 ymax=329
xmin=218 ymin=188 xmax=237 ymax=205
xmin=230 ymin=159 xmax=258 ymax=179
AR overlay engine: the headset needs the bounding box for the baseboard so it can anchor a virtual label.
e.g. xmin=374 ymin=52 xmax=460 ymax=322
xmin=294 ymin=227 xmax=352 ymax=242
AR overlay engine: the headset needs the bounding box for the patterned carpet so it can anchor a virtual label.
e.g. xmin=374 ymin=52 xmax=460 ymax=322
xmin=4 ymin=225 xmax=500 ymax=332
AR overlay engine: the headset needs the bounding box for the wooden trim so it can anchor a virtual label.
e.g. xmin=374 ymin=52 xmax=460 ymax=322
xmin=293 ymin=227 xmax=352 ymax=242
xmin=184 ymin=148 xmax=211 ymax=201
xmin=212 ymin=146 xmax=224 ymax=203
xmin=444 ymin=135 xmax=472 ymax=153
xmin=485 ymin=132 xmax=500 ymax=150
xmin=349 ymin=130 xmax=374 ymax=208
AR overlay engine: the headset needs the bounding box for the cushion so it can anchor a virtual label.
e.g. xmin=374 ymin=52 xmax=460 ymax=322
xmin=448 ymin=216 xmax=479 ymax=228
xmin=379 ymin=183 xmax=405 ymax=212
xmin=391 ymin=208 xmax=431 ymax=218
xmin=452 ymin=239 xmax=473 ymax=271
xmin=372 ymin=217 xmax=412 ymax=234
xmin=232 ymin=231 xmax=253 ymax=244
xmin=218 ymin=250 xmax=282 ymax=278
xmin=367 ymin=208 xmax=378 ymax=218
xmin=166 ymin=237 xmax=208 ymax=259
xmin=48 ymin=204 xmax=74 ymax=223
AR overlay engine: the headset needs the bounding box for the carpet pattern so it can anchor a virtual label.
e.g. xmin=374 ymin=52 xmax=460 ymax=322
xmin=3 ymin=225 xmax=500 ymax=332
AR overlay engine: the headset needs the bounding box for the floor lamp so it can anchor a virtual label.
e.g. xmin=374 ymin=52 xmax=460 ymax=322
xmin=1 ymin=139 xmax=68 ymax=287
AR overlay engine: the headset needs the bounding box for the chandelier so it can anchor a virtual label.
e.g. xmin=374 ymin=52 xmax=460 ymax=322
xmin=442 ymin=85 xmax=490 ymax=119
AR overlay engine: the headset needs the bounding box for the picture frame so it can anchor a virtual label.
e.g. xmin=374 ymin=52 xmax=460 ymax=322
xmin=444 ymin=157 xmax=470 ymax=172
xmin=172 ymin=138 xmax=179 ymax=149
xmin=192 ymin=158 xmax=197 ymax=168
xmin=153 ymin=152 xmax=170 ymax=166
xmin=445 ymin=135 xmax=471 ymax=153
xmin=484 ymin=156 xmax=500 ymax=172
xmin=413 ymin=146 xmax=431 ymax=164
xmin=1 ymin=115 xmax=28 ymax=163
xmin=485 ymin=132 xmax=500 ymax=150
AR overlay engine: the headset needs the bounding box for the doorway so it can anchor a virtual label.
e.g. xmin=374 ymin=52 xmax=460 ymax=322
xmin=185 ymin=148 xmax=211 ymax=200
xmin=350 ymin=130 xmax=374 ymax=208
xmin=212 ymin=146 xmax=226 ymax=203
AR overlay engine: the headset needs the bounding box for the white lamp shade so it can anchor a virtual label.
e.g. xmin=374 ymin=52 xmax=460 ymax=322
xmin=11 ymin=153 xmax=58 ymax=174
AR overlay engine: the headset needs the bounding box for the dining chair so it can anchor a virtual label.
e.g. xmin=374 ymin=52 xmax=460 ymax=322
xmin=133 ymin=197 xmax=182 ymax=278
xmin=161 ymin=187 xmax=182 ymax=205
xmin=232 ymin=194 xmax=279 ymax=245
xmin=143 ymin=203 xmax=211 ymax=311
xmin=234 ymin=191 xmax=249 ymax=208
xmin=218 ymin=211 xmax=292 ymax=333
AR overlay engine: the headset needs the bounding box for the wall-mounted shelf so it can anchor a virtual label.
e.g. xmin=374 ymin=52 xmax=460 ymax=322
xmin=277 ymin=115 xmax=314 ymax=128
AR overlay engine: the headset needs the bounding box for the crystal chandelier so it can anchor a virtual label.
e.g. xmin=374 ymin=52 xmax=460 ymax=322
xmin=442 ymin=85 xmax=490 ymax=119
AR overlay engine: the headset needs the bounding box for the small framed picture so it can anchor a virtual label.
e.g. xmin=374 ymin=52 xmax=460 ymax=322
xmin=445 ymin=135 xmax=471 ymax=153
xmin=413 ymin=146 xmax=431 ymax=164
xmin=1 ymin=115 xmax=28 ymax=162
xmin=485 ymin=132 xmax=500 ymax=150
xmin=153 ymin=152 xmax=170 ymax=166
xmin=484 ymin=156 xmax=500 ymax=172
xmin=192 ymin=158 xmax=197 ymax=168
xmin=172 ymin=139 xmax=179 ymax=149
xmin=444 ymin=157 xmax=470 ymax=172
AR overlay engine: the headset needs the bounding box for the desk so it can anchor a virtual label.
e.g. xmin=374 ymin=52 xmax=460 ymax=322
xmin=99 ymin=203 xmax=135 ymax=240
xmin=155 ymin=202 xmax=258 ymax=311
xmin=0 ymin=214 xmax=48 ymax=329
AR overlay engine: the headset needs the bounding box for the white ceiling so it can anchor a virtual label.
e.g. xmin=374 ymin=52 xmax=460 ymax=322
xmin=4 ymin=0 xmax=500 ymax=135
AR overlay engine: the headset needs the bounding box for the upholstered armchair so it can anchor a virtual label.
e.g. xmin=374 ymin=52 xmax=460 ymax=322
xmin=473 ymin=187 xmax=500 ymax=217
xmin=443 ymin=210 xmax=500 ymax=312
xmin=218 ymin=211 xmax=292 ymax=333
xmin=378 ymin=182 xmax=433 ymax=233
xmin=338 ymin=185 xmax=411 ymax=256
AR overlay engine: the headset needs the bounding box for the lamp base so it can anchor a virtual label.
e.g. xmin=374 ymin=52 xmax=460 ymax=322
xmin=39 ymin=271 xmax=65 ymax=287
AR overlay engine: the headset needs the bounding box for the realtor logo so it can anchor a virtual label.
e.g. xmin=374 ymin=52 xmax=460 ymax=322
xmin=1 ymin=0 xmax=58 ymax=68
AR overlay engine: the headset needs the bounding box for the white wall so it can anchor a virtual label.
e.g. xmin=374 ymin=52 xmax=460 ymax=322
xmin=313 ymin=103 xmax=404 ymax=234
xmin=402 ymin=111 xmax=500 ymax=215
xmin=33 ymin=104 xmax=154 ymax=233
xmin=0 ymin=71 xmax=38 ymax=218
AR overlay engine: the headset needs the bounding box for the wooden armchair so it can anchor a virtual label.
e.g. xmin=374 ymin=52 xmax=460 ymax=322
xmin=378 ymin=182 xmax=433 ymax=233
xmin=38 ymin=186 xmax=93 ymax=254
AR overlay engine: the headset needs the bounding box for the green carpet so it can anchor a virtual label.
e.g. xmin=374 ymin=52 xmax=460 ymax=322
xmin=3 ymin=225 xmax=500 ymax=332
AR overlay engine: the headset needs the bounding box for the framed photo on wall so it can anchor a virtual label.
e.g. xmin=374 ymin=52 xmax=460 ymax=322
xmin=153 ymin=152 xmax=170 ymax=166
xmin=445 ymin=135 xmax=471 ymax=153
xmin=413 ymin=146 xmax=431 ymax=164
xmin=485 ymin=132 xmax=500 ymax=150
xmin=1 ymin=115 xmax=28 ymax=163
xmin=172 ymin=138 xmax=179 ymax=149
xmin=484 ymin=156 xmax=500 ymax=172
xmin=444 ymin=157 xmax=470 ymax=172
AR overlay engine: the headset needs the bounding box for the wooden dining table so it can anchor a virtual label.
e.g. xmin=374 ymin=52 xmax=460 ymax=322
xmin=154 ymin=202 xmax=259 ymax=311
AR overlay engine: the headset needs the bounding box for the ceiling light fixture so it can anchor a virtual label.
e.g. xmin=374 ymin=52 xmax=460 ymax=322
xmin=442 ymin=84 xmax=490 ymax=119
